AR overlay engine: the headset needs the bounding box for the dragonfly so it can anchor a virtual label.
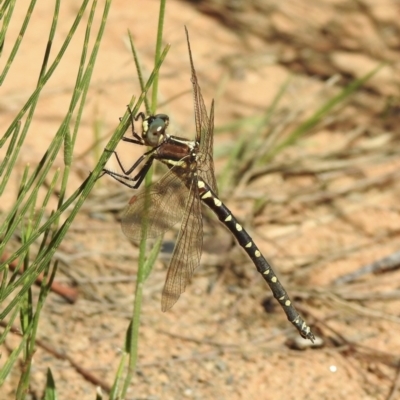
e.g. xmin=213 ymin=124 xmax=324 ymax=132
xmin=103 ymin=27 xmax=314 ymax=341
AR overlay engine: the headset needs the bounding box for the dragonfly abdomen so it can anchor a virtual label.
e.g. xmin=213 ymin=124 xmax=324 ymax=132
xmin=197 ymin=178 xmax=314 ymax=341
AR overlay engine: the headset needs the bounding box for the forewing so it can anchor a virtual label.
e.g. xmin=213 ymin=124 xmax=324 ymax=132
xmin=185 ymin=28 xmax=218 ymax=194
xmin=198 ymin=100 xmax=217 ymax=193
xmin=161 ymin=179 xmax=203 ymax=311
xmin=121 ymin=171 xmax=187 ymax=243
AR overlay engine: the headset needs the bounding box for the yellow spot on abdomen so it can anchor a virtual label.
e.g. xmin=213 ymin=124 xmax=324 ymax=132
xmin=214 ymin=198 xmax=222 ymax=207
xmin=201 ymin=191 xmax=212 ymax=199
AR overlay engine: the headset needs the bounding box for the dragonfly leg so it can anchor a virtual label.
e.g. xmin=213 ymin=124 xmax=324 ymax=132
xmin=102 ymin=169 xmax=140 ymax=189
xmin=103 ymin=156 xmax=155 ymax=189
xmin=126 ymin=107 xmax=147 ymax=142
xmin=131 ymin=157 xmax=154 ymax=188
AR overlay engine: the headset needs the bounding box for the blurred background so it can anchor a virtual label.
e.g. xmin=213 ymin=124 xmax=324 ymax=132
xmin=1 ymin=1 xmax=400 ymax=399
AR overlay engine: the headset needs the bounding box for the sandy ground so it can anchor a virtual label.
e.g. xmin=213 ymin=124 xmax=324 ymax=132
xmin=1 ymin=0 xmax=400 ymax=399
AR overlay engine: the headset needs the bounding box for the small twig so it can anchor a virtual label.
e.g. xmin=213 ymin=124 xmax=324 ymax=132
xmin=1 ymin=253 xmax=78 ymax=304
xmin=156 ymin=328 xmax=237 ymax=348
xmin=296 ymin=304 xmax=400 ymax=367
xmin=387 ymin=363 xmax=400 ymax=400
xmin=37 ymin=337 xmax=112 ymax=393
xmin=326 ymin=292 xmax=400 ymax=325
xmin=139 ymin=331 xmax=287 ymax=369
xmin=296 ymin=170 xmax=400 ymax=206
xmin=333 ymin=250 xmax=400 ymax=285
xmin=0 ymin=320 xmax=111 ymax=393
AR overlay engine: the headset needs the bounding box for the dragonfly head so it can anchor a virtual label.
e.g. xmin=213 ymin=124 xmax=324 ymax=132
xmin=142 ymin=114 xmax=170 ymax=146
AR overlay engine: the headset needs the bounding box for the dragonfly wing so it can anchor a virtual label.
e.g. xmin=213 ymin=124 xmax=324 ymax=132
xmin=121 ymin=171 xmax=187 ymax=243
xmin=161 ymin=179 xmax=203 ymax=311
xmin=185 ymin=29 xmax=218 ymax=194
xmin=198 ymin=100 xmax=217 ymax=193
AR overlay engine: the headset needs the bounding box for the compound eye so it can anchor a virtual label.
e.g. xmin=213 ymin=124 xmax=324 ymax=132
xmin=143 ymin=114 xmax=169 ymax=146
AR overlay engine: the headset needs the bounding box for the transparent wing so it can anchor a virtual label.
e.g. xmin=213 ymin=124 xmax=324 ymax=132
xmin=198 ymin=101 xmax=217 ymax=193
xmin=185 ymin=27 xmax=218 ymax=194
xmin=162 ymin=179 xmax=203 ymax=311
xmin=121 ymin=171 xmax=188 ymax=243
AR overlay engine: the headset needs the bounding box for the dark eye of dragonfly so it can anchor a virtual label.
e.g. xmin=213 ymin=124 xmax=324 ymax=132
xmin=142 ymin=114 xmax=169 ymax=146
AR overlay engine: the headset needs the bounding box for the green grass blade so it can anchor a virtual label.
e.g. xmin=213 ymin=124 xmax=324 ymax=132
xmin=0 ymin=164 xmax=30 ymax=261
xmin=0 ymin=120 xmax=21 ymax=195
xmin=0 ymin=0 xmax=36 ymax=83
xmin=0 ymin=314 xmax=27 ymax=385
xmin=43 ymin=368 xmax=57 ymax=400
xmin=0 ymin=0 xmax=91 ymax=147
xmin=109 ymin=351 xmax=126 ymax=399
xmin=0 ymin=45 xmax=170 ymax=321
xmin=0 ymin=5 xmax=170 ymax=396
xmin=121 ymin=1 xmax=168 ymax=397
xmin=128 ymin=31 xmax=150 ymax=115
xmin=266 ymin=64 xmax=384 ymax=161
xmin=0 ymin=306 xmax=18 ymax=346
xmin=151 ymin=0 xmax=167 ymax=114
xmin=0 ymin=0 xmax=16 ymax=58
xmin=0 ymin=264 xmax=9 ymax=304
xmin=143 ymin=237 xmax=163 ymax=281
xmin=57 ymin=0 xmax=105 ymax=212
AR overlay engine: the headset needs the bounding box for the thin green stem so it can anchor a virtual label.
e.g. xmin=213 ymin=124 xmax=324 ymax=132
xmin=121 ymin=0 xmax=167 ymax=396
xmin=150 ymin=0 xmax=166 ymax=114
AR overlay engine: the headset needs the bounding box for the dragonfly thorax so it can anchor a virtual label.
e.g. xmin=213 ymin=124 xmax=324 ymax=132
xmin=142 ymin=114 xmax=170 ymax=147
